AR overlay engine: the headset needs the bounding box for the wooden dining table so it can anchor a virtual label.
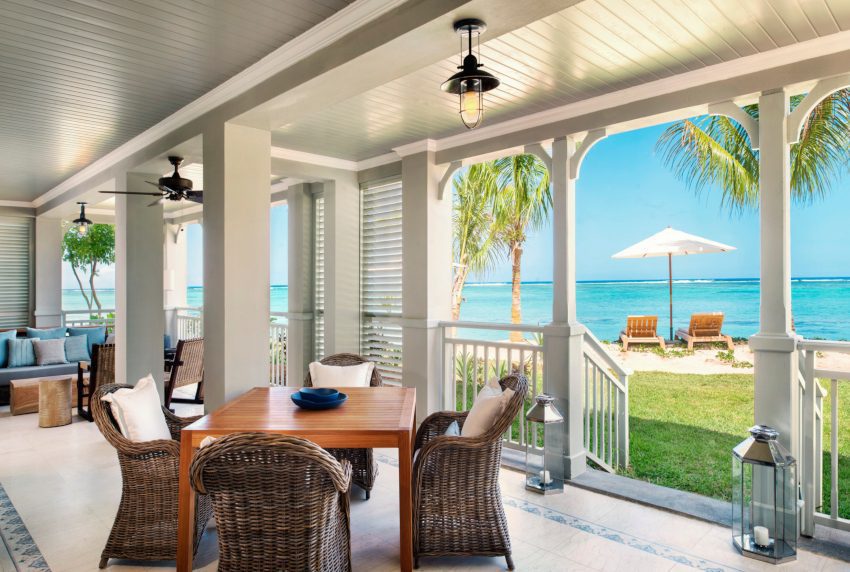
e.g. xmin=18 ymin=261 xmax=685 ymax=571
xmin=176 ymin=385 xmax=417 ymax=571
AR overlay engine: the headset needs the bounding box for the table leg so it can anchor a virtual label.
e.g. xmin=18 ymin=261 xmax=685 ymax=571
xmin=177 ymin=434 xmax=196 ymax=572
xmin=399 ymin=428 xmax=413 ymax=572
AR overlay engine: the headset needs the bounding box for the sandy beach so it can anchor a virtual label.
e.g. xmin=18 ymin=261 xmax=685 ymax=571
xmin=603 ymin=341 xmax=850 ymax=375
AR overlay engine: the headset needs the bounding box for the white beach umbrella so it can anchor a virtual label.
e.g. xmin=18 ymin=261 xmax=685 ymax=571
xmin=611 ymin=227 xmax=736 ymax=340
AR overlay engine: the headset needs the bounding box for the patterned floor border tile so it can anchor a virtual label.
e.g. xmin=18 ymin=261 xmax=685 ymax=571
xmin=376 ymin=453 xmax=740 ymax=572
xmin=0 ymin=483 xmax=51 ymax=571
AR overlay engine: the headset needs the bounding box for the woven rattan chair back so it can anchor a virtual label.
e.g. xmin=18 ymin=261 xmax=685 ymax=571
xmin=190 ymin=433 xmax=352 ymax=572
xmin=303 ymin=352 xmax=383 ymax=387
xmin=164 ymin=338 xmax=204 ymax=409
xmin=91 ymin=384 xmax=212 ymax=569
xmin=90 ymin=343 xmax=116 ymax=389
xmin=302 ymin=353 xmax=382 ymax=498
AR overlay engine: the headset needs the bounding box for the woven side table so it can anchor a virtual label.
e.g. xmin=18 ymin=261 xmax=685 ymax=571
xmin=39 ymin=376 xmax=72 ymax=428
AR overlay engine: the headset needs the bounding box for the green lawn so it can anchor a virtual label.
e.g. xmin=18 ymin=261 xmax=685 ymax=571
xmin=622 ymin=371 xmax=850 ymax=519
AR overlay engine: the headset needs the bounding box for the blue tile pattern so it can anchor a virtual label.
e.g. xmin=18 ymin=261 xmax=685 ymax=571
xmin=0 ymin=483 xmax=51 ymax=571
xmin=375 ymin=453 xmax=740 ymax=572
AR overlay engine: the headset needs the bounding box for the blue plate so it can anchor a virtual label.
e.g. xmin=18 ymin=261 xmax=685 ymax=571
xmin=291 ymin=391 xmax=348 ymax=410
xmin=299 ymin=387 xmax=340 ymax=403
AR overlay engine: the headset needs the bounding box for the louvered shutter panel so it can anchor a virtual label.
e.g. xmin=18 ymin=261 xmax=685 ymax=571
xmin=360 ymin=179 xmax=402 ymax=385
xmin=314 ymin=193 xmax=325 ymax=360
xmin=0 ymin=217 xmax=32 ymax=328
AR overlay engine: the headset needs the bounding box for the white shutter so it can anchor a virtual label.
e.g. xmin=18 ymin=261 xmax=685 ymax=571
xmin=314 ymin=193 xmax=325 ymax=360
xmin=360 ymin=178 xmax=402 ymax=385
xmin=0 ymin=216 xmax=32 ymax=328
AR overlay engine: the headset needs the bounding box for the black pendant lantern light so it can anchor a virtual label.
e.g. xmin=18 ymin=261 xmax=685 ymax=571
xmin=73 ymin=202 xmax=93 ymax=236
xmin=441 ymin=19 xmax=500 ymax=129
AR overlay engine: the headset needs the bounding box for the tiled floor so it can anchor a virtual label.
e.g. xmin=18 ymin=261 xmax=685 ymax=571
xmin=1 ymin=401 xmax=846 ymax=572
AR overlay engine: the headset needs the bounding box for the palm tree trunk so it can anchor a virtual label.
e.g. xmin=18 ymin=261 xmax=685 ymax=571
xmin=510 ymin=242 xmax=523 ymax=342
xmin=89 ymin=260 xmax=102 ymax=316
xmin=72 ymin=266 xmax=92 ymax=311
xmin=451 ymin=264 xmax=470 ymax=321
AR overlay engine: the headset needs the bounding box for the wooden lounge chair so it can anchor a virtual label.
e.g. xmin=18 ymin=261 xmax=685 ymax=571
xmin=620 ymin=316 xmax=665 ymax=351
xmin=675 ymin=312 xmax=734 ymax=350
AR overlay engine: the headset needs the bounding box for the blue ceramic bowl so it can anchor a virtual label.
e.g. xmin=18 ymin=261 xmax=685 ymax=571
xmin=299 ymin=387 xmax=340 ymax=403
xmin=291 ymin=391 xmax=347 ymax=410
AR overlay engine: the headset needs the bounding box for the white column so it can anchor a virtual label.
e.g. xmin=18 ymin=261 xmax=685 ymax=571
xmin=287 ymin=182 xmax=315 ymax=383
xmin=203 ymin=122 xmax=271 ymax=410
xmin=545 ymin=136 xmax=586 ymax=478
xmin=34 ymin=216 xmax=63 ymax=328
xmin=323 ymin=175 xmax=361 ymax=354
xmin=401 ymin=144 xmax=452 ymax=421
xmin=749 ymin=88 xmax=798 ymax=454
xmin=115 ymin=173 xmax=165 ymax=389
xmin=163 ymin=222 xmax=188 ymax=345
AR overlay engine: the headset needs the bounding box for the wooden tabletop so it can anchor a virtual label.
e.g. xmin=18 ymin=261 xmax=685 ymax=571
xmin=182 ymin=386 xmax=416 ymax=448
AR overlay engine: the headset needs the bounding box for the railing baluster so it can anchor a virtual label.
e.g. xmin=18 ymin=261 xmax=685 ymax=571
xmin=607 ymin=376 xmax=613 ymax=468
xmin=831 ymin=378 xmax=839 ymax=520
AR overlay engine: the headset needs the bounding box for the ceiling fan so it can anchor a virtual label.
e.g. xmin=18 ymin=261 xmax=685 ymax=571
xmin=99 ymin=156 xmax=203 ymax=206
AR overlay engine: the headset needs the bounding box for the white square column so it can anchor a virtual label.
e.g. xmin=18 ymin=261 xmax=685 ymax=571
xmin=749 ymin=89 xmax=798 ymax=454
xmin=203 ymin=122 xmax=271 ymax=410
xmin=115 ymin=173 xmax=165 ymax=390
xmin=34 ymin=217 xmax=63 ymax=328
xmin=286 ymin=182 xmax=315 ymax=382
xmin=322 ymin=176 xmax=361 ymax=355
xmin=545 ymin=136 xmax=586 ymax=478
xmin=163 ymin=222 xmax=188 ymax=344
xmin=400 ymin=144 xmax=452 ymax=421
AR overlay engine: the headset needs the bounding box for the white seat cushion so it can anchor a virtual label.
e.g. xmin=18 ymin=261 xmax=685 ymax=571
xmin=461 ymin=378 xmax=515 ymax=438
xmin=308 ymin=361 xmax=374 ymax=388
xmin=101 ymin=375 xmax=171 ymax=442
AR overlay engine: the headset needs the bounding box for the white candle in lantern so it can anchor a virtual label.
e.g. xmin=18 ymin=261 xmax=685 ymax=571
xmin=538 ymin=470 xmax=552 ymax=485
xmin=753 ymin=526 xmax=769 ymax=547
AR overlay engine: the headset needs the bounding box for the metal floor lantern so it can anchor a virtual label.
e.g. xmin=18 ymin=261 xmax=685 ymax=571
xmin=525 ymin=394 xmax=565 ymax=495
xmin=732 ymin=425 xmax=797 ymax=564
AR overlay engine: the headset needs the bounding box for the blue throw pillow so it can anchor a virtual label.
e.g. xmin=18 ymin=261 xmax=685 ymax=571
xmin=65 ymin=334 xmax=90 ymax=362
xmin=0 ymin=329 xmax=16 ymax=367
xmin=67 ymin=326 xmax=107 ymax=354
xmin=7 ymin=338 xmax=38 ymax=368
xmin=26 ymin=327 xmax=66 ymax=340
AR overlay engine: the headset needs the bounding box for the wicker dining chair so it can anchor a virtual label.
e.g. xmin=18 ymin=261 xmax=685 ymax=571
xmin=92 ymin=384 xmax=213 ymax=569
xmin=77 ymin=343 xmax=116 ymax=422
xmin=303 ymin=353 xmax=382 ymax=499
xmin=164 ymin=338 xmax=204 ymax=409
xmin=412 ymin=373 xmax=529 ymax=570
xmin=190 ymin=432 xmax=352 ymax=572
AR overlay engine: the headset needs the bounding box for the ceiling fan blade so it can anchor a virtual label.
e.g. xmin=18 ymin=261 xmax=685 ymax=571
xmin=148 ymin=197 xmax=165 ymax=207
xmin=160 ymin=184 xmax=180 ymax=194
xmin=99 ymin=190 xmax=164 ymax=196
xmin=184 ymin=190 xmax=203 ymax=204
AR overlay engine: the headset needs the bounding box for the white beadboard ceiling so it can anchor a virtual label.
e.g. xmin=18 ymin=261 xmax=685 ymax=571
xmin=0 ymin=0 xmax=353 ymax=202
xmin=272 ymin=0 xmax=850 ymax=161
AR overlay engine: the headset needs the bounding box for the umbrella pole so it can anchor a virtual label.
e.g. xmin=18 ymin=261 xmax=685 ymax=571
xmin=668 ymin=253 xmax=673 ymax=341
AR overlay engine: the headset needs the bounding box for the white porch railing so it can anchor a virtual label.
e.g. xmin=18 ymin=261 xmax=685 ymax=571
xmin=583 ymin=331 xmax=630 ymax=472
xmin=798 ymin=338 xmax=850 ymax=535
xmin=439 ymin=321 xmax=629 ymax=473
xmin=270 ymin=312 xmax=288 ymax=386
xmin=60 ymin=309 xmax=115 ymax=330
xmin=174 ymin=306 xmax=203 ymax=339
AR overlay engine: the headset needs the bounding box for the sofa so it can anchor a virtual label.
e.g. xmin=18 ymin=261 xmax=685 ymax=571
xmin=0 ymin=326 xmax=107 ymax=406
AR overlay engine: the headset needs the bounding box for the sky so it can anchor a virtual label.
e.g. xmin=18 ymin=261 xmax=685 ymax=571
xmin=64 ymin=120 xmax=850 ymax=289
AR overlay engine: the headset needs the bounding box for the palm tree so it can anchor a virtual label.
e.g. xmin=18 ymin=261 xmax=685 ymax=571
xmin=490 ymin=154 xmax=551 ymax=342
xmin=451 ymin=163 xmax=502 ymax=320
xmin=656 ymin=89 xmax=850 ymax=211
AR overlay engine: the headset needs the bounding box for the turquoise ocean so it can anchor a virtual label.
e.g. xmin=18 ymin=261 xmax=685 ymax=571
xmin=62 ymin=278 xmax=850 ymax=341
